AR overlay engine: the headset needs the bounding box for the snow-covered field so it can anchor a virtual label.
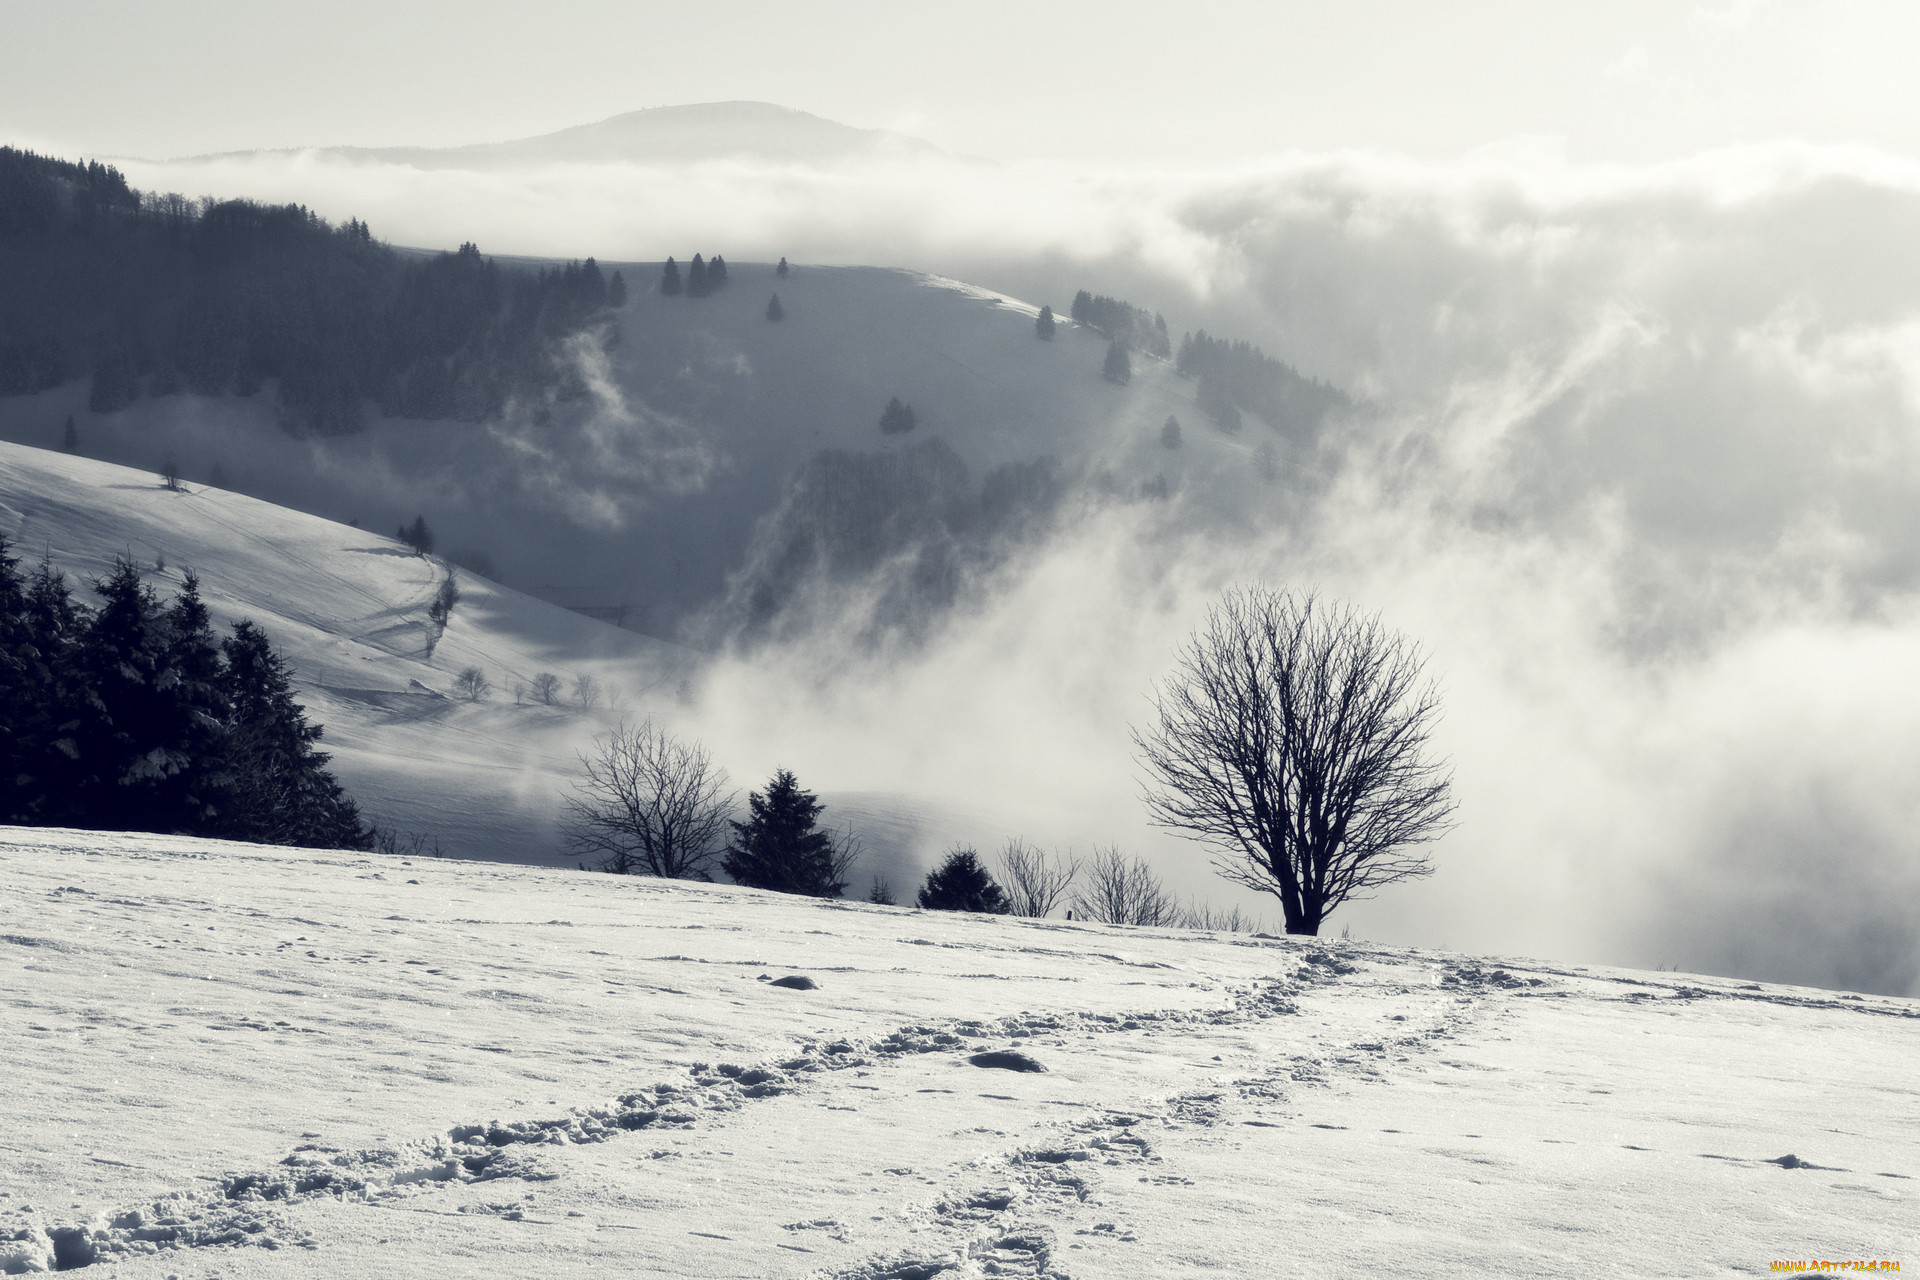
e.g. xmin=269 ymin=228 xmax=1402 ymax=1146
xmin=2 ymin=825 xmax=1912 ymax=1277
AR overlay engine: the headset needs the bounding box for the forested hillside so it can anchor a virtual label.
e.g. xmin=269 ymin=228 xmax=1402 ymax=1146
xmin=0 ymin=147 xmax=622 ymax=433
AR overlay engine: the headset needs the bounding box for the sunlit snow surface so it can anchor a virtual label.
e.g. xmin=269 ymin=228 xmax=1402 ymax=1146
xmin=2 ymin=826 xmax=1912 ymax=1277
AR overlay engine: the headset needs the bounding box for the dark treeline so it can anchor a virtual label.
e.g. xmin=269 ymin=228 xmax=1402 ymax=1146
xmin=0 ymin=147 xmax=624 ymax=433
xmin=0 ymin=535 xmax=369 ymax=847
xmin=1070 ymin=290 xmax=1171 ymax=359
xmin=1175 ymin=329 xmax=1347 ymax=434
xmin=727 ymin=439 xmax=1066 ymax=646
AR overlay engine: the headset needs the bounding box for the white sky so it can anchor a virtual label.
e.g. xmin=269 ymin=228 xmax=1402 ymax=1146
xmin=6 ymin=0 xmax=1920 ymax=164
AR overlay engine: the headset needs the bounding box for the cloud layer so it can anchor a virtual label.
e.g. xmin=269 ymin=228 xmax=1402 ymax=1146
xmin=121 ymin=141 xmax=1920 ymax=994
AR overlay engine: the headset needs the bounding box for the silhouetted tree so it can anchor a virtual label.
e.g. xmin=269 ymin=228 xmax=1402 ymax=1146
xmin=1103 ymin=340 xmax=1131 ymax=385
xmin=1133 ymin=587 xmax=1455 ymax=936
xmin=1161 ymin=415 xmax=1182 ymax=449
xmin=608 ymin=270 xmax=628 ymax=308
xmin=161 ymin=456 xmax=182 ymax=491
xmin=453 ymin=666 xmax=489 ymax=700
xmin=660 ymin=257 xmax=683 ymax=296
xmin=1071 ymin=847 xmax=1179 ymax=926
xmin=564 ymin=721 xmax=735 ymax=878
xmin=686 ymin=254 xmax=709 ymax=298
xmin=398 ymin=515 xmax=434 ymax=555
xmin=776 ymin=257 xmax=790 ymax=277
xmin=1035 ymin=304 xmax=1055 ymax=340
xmin=721 ymin=768 xmax=846 ymax=896
xmin=61 ymin=415 xmax=77 ymax=452
xmin=867 ymin=875 xmax=895 ymax=905
xmin=766 ymin=293 xmax=785 ymax=322
xmin=708 ymin=255 xmax=728 ymax=288
xmin=917 ymin=847 xmax=1011 ymax=913
xmin=879 ymin=396 xmax=917 ymax=435
xmin=219 ymin=619 xmax=372 ymax=848
xmin=530 ymin=671 xmax=562 ymax=705
xmin=997 ymin=839 xmax=1080 ymax=917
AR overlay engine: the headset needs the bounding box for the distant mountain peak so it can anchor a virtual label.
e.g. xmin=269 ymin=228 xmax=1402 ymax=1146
xmin=187 ymin=102 xmax=948 ymax=169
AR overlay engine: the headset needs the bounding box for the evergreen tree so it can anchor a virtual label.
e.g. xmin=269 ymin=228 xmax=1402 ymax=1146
xmin=608 ymin=270 xmax=628 ymax=308
xmin=156 ymin=570 xmax=233 ymax=829
xmin=766 ymin=293 xmax=785 ymax=322
xmin=61 ymin=414 xmax=77 ymax=452
xmin=1103 ymin=340 xmax=1132 ymax=385
xmin=0 ymin=546 xmax=80 ymax=825
xmin=1070 ymin=290 xmax=1093 ymax=324
xmin=776 ymin=257 xmax=789 ymax=277
xmin=1035 ymin=305 xmax=1055 ymax=340
xmin=917 ymin=847 xmax=1011 ymax=913
xmin=879 ymin=396 xmax=917 ymax=435
xmin=660 ymin=257 xmax=682 ymax=296
xmin=721 ymin=768 xmax=845 ymax=896
xmin=398 ymin=515 xmax=434 ymax=555
xmin=708 ymin=255 xmax=728 ymax=288
xmin=686 ymin=254 xmax=709 ymax=298
xmin=66 ymin=559 xmax=206 ymax=832
xmin=219 ymin=620 xmax=371 ymax=848
xmin=1161 ymin=415 xmax=1182 ymax=449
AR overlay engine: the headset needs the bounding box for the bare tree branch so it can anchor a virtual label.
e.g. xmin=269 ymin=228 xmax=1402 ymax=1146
xmin=1070 ymin=846 xmax=1180 ymax=926
xmin=563 ymin=721 xmax=735 ymax=878
xmin=1133 ymin=586 xmax=1455 ymax=935
xmin=997 ymin=839 xmax=1081 ymax=918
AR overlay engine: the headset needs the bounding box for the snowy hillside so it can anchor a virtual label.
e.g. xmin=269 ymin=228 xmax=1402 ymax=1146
xmin=0 ymin=266 xmax=1297 ymax=639
xmin=1 ymin=825 xmax=1911 ymax=1277
xmin=0 ymin=440 xmax=1047 ymax=888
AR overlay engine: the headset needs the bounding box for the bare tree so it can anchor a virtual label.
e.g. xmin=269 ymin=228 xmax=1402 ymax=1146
xmin=530 ymin=671 xmax=562 ymax=705
xmin=1179 ymin=900 xmax=1262 ymax=933
xmin=997 ymin=839 xmax=1081 ymax=918
xmin=1070 ymin=846 xmax=1180 ymax=927
xmin=828 ymin=822 xmax=865 ymax=893
xmin=574 ymin=674 xmax=602 ymax=710
xmin=1133 ymin=586 xmax=1455 ymax=936
xmin=453 ymin=666 xmax=490 ymax=701
xmin=564 ymin=722 xmax=735 ymax=878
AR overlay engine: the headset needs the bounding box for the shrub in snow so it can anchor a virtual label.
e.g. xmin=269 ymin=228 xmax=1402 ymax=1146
xmin=917 ymin=847 xmax=1011 ymax=914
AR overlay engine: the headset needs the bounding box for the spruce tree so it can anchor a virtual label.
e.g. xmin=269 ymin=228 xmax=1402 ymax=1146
xmin=660 ymin=257 xmax=682 ymax=296
xmin=776 ymin=257 xmax=789 ymax=277
xmin=220 ymin=620 xmax=371 ymax=848
xmin=917 ymin=847 xmax=1011 ymax=913
xmin=766 ymin=293 xmax=785 ymax=322
xmin=1161 ymin=415 xmax=1182 ymax=449
xmin=1035 ymin=305 xmax=1055 ymax=340
xmin=1103 ymin=340 xmax=1132 ymax=385
xmin=68 ymin=559 xmax=199 ymax=832
xmin=608 ymin=269 xmax=628 ymax=308
xmin=721 ymin=768 xmax=845 ymax=896
xmin=61 ymin=414 xmax=78 ymax=451
xmin=879 ymin=396 xmax=917 ymax=435
xmin=686 ymin=254 xmax=709 ymax=298
xmin=708 ymin=255 xmax=728 ymax=288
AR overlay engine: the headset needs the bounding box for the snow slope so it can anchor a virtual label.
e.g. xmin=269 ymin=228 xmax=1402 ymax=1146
xmin=1 ymin=825 xmax=1912 ymax=1277
xmin=0 ymin=440 xmax=1038 ymax=890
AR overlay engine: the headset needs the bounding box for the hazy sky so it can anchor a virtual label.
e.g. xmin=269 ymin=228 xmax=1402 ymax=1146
xmin=7 ymin=0 xmax=1920 ymax=164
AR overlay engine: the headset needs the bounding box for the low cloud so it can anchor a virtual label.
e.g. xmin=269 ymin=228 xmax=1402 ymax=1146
xmin=120 ymin=140 xmax=1920 ymax=993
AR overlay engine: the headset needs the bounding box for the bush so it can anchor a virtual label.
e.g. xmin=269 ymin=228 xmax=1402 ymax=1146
xmin=917 ymin=847 xmax=1010 ymax=913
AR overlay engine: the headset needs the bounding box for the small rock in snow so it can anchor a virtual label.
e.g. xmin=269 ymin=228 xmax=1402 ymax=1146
xmin=968 ymin=1050 xmax=1046 ymax=1073
xmin=769 ymin=975 xmax=817 ymax=990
